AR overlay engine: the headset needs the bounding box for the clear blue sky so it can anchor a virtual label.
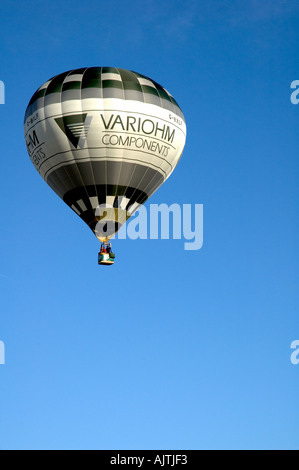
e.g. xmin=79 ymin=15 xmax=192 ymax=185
xmin=0 ymin=0 xmax=298 ymax=450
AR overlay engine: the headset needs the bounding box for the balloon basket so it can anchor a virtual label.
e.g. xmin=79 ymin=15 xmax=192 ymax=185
xmin=98 ymin=251 xmax=115 ymax=266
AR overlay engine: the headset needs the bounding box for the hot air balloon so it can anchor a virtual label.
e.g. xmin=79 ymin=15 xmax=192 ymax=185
xmin=24 ymin=67 xmax=186 ymax=265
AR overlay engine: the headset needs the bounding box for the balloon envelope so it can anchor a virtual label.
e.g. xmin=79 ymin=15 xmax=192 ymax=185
xmin=24 ymin=67 xmax=186 ymax=242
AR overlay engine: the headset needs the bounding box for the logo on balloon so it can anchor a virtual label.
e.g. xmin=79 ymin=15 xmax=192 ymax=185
xmin=55 ymin=114 xmax=92 ymax=148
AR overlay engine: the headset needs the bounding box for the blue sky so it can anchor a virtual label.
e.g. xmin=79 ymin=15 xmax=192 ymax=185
xmin=0 ymin=0 xmax=298 ymax=450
